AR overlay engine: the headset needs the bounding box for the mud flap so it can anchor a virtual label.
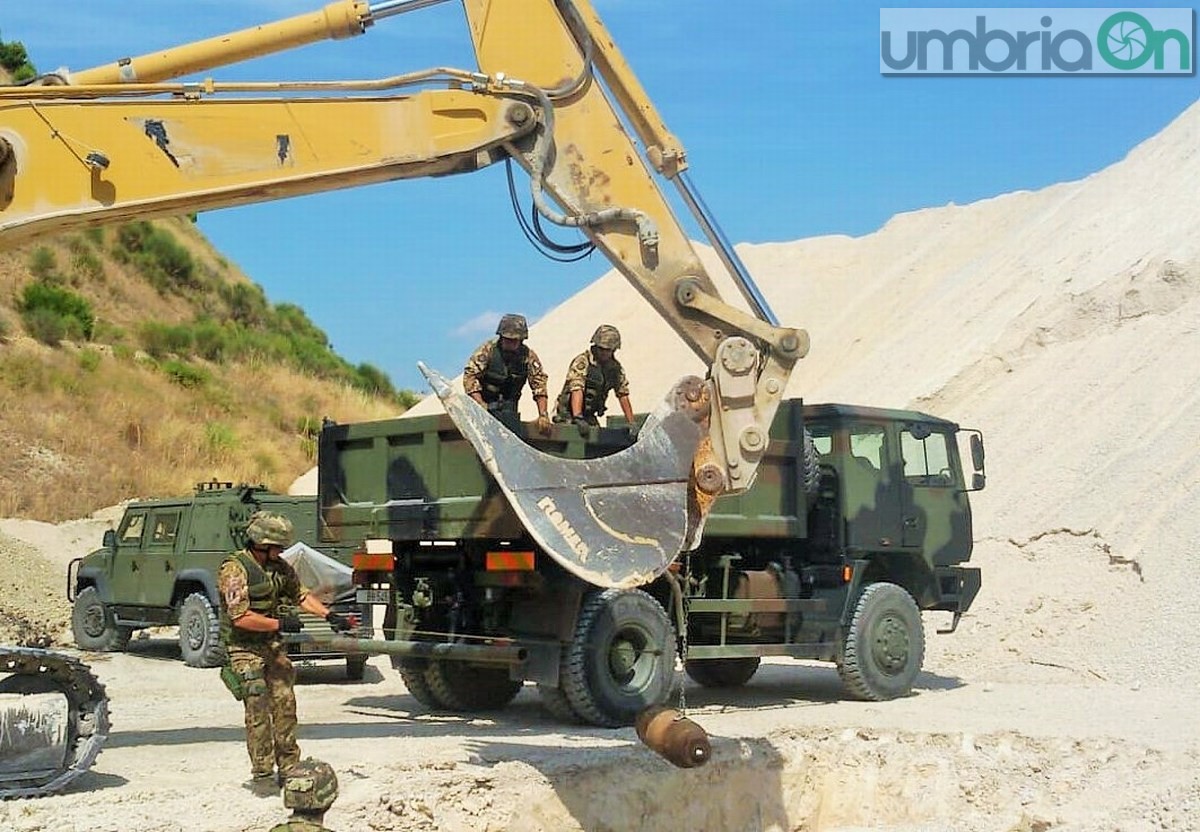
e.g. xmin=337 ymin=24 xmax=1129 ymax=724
xmin=419 ymin=364 xmax=709 ymax=589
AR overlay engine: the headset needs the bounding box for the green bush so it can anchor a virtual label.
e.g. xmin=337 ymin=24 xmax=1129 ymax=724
xmin=0 ymin=38 xmax=35 ymax=81
xmin=204 ymin=421 xmax=237 ymax=457
xmin=28 ymin=248 xmax=59 ymax=282
xmin=352 ymin=362 xmax=396 ymax=398
xmin=160 ymin=359 xmax=209 ymax=389
xmin=69 ymin=238 xmax=105 ymax=283
xmin=113 ymin=221 xmax=197 ymax=294
xmin=83 ymin=227 xmax=104 ymax=246
xmin=18 ymin=282 xmax=95 ymax=343
xmin=139 ymin=321 xmax=194 ymax=358
xmin=78 ymin=348 xmax=102 ymax=373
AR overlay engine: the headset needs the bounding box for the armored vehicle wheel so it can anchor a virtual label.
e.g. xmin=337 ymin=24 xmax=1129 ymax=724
xmin=396 ymin=660 xmax=439 ymax=708
xmin=561 ymin=588 xmax=675 ymax=728
xmin=837 ymin=582 xmax=924 ymax=701
xmin=70 ymin=587 xmax=131 ymax=652
xmin=684 ymin=656 xmax=761 ymax=688
xmin=536 ymin=683 xmax=583 ymax=723
xmin=345 ymin=656 xmax=368 ymax=681
xmin=425 ymin=660 xmax=522 ymax=711
xmin=178 ymin=592 xmax=225 ymax=668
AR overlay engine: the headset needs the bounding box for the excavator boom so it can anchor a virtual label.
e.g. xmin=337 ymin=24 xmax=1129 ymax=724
xmin=0 ymin=0 xmax=806 ymax=585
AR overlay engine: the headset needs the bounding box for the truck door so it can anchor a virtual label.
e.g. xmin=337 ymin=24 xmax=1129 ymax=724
xmin=110 ymin=510 xmax=148 ymax=603
xmin=842 ymin=424 xmax=904 ymax=550
xmin=138 ymin=508 xmax=183 ymax=606
xmin=899 ymin=426 xmax=972 ymax=561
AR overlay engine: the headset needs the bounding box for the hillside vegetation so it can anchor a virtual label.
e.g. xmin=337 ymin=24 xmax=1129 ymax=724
xmin=0 ymin=217 xmax=409 ymax=520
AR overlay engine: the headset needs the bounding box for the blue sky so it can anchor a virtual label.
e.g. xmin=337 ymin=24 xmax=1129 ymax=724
xmin=8 ymin=2 xmax=1198 ymax=391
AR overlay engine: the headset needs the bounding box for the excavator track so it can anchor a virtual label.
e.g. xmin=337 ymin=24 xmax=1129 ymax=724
xmin=0 ymin=647 xmax=109 ymax=798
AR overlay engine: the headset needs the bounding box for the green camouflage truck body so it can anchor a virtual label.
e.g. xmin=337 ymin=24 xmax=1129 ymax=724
xmin=320 ymin=399 xmax=985 ymax=726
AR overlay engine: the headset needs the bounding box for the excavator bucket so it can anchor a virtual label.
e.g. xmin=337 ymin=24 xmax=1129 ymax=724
xmin=418 ymin=364 xmax=710 ymax=589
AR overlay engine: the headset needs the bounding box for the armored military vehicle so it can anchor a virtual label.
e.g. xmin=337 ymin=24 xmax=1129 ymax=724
xmin=68 ymin=482 xmax=369 ymax=677
xmin=321 ymin=399 xmax=985 ymax=726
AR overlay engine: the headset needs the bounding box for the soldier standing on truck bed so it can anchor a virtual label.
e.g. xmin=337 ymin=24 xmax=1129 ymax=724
xmin=462 ymin=313 xmax=552 ymax=435
xmin=217 ymin=512 xmax=354 ymax=797
xmin=555 ymin=324 xmax=636 ymax=433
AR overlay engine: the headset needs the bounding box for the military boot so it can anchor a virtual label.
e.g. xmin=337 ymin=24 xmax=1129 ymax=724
xmin=243 ymin=773 xmax=279 ymax=797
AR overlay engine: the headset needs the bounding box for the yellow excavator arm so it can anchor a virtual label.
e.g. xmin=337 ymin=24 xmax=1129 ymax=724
xmin=0 ymin=0 xmax=808 ymax=587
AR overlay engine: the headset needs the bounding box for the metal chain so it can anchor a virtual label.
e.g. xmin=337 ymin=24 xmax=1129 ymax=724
xmin=675 ymin=557 xmax=691 ymax=715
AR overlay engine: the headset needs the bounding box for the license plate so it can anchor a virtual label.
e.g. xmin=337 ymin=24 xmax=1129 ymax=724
xmin=356 ymin=589 xmax=390 ymax=605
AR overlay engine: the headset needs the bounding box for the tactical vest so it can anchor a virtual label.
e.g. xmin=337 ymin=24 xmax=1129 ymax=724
xmin=481 ymin=341 xmax=528 ymax=410
xmin=219 ymin=549 xmax=290 ymax=648
xmin=557 ymin=352 xmax=623 ymax=421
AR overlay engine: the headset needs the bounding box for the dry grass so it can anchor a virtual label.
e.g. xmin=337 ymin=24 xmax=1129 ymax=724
xmin=0 ymin=337 xmax=397 ymax=519
xmin=0 ymin=219 xmax=401 ymax=521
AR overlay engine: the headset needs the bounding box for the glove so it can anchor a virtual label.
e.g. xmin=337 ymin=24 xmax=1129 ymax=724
xmin=325 ymin=611 xmax=355 ymax=633
xmin=625 ymin=424 xmax=639 ymax=442
xmin=277 ymin=613 xmax=302 ymax=634
xmin=572 ymin=417 xmax=592 ymax=437
xmin=536 ymin=414 xmax=552 ymax=436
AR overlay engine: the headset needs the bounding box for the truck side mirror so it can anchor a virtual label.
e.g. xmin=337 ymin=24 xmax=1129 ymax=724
xmin=972 ymin=472 xmax=986 ymax=491
xmin=969 ymin=433 xmax=985 ymax=471
xmin=103 ymin=529 xmax=116 ymax=548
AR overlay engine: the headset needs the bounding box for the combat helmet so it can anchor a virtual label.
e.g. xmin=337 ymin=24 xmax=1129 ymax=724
xmin=496 ymin=313 xmax=529 ymax=340
xmin=245 ymin=511 xmax=294 ymax=548
xmin=591 ymin=324 xmax=621 ymax=350
xmin=282 ymin=758 xmax=338 ymax=812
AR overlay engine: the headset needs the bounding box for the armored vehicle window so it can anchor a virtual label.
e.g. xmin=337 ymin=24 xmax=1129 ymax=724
xmin=901 ymin=428 xmax=954 ymax=486
xmin=809 ymin=433 xmax=833 ymax=456
xmin=848 ymin=426 xmax=885 ymax=470
xmin=151 ymin=511 xmax=181 ymax=543
xmin=119 ymin=513 xmax=146 ymax=544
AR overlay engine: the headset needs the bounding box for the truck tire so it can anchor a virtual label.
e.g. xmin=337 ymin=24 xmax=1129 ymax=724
xmin=178 ymin=592 xmax=225 ymax=668
xmin=684 ymin=657 xmax=761 ymax=688
xmin=424 ymin=661 xmax=522 ymax=711
xmin=536 ymin=683 xmax=583 ymax=723
xmin=345 ymin=656 xmax=368 ymax=681
xmin=561 ymin=588 xmax=676 ymax=728
xmin=70 ymin=587 xmax=132 ymax=652
xmin=837 ymin=582 xmax=924 ymax=701
xmin=396 ymin=660 xmax=439 ymax=708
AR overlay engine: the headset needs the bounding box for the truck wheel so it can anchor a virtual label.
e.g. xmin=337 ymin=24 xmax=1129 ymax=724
xmin=396 ymin=660 xmax=439 ymax=708
xmin=345 ymin=656 xmax=368 ymax=681
xmin=424 ymin=661 xmax=523 ymax=712
xmin=178 ymin=593 xmax=225 ymax=668
xmin=71 ymin=587 xmax=132 ymax=652
xmin=536 ymin=683 xmax=583 ymax=723
xmin=561 ymin=588 xmax=676 ymax=728
xmin=684 ymin=657 xmax=761 ymax=688
xmin=837 ymin=582 xmax=924 ymax=701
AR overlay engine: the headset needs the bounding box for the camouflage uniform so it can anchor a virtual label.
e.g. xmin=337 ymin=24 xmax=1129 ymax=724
xmin=555 ymin=348 xmax=629 ymax=426
xmin=268 ymin=820 xmax=333 ymax=832
xmin=217 ymin=548 xmax=308 ymax=779
xmin=462 ymin=338 xmax=548 ymax=416
xmin=269 ymin=758 xmax=338 ymax=832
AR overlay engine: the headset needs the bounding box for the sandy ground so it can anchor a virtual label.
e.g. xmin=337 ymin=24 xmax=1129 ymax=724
xmin=2 ymin=535 xmax=1198 ymax=832
xmin=5 ymin=96 xmax=1200 ymax=832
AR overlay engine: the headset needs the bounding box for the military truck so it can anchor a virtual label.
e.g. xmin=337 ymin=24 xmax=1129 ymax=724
xmin=68 ymin=481 xmax=370 ymax=677
xmin=320 ymin=399 xmax=985 ymax=727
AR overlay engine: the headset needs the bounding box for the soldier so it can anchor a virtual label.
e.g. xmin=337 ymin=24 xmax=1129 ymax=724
xmin=217 ymin=512 xmax=354 ymax=797
xmin=555 ymin=324 xmax=636 ymax=433
xmin=462 ymin=313 xmax=551 ymax=435
xmin=269 ymin=758 xmax=339 ymax=832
